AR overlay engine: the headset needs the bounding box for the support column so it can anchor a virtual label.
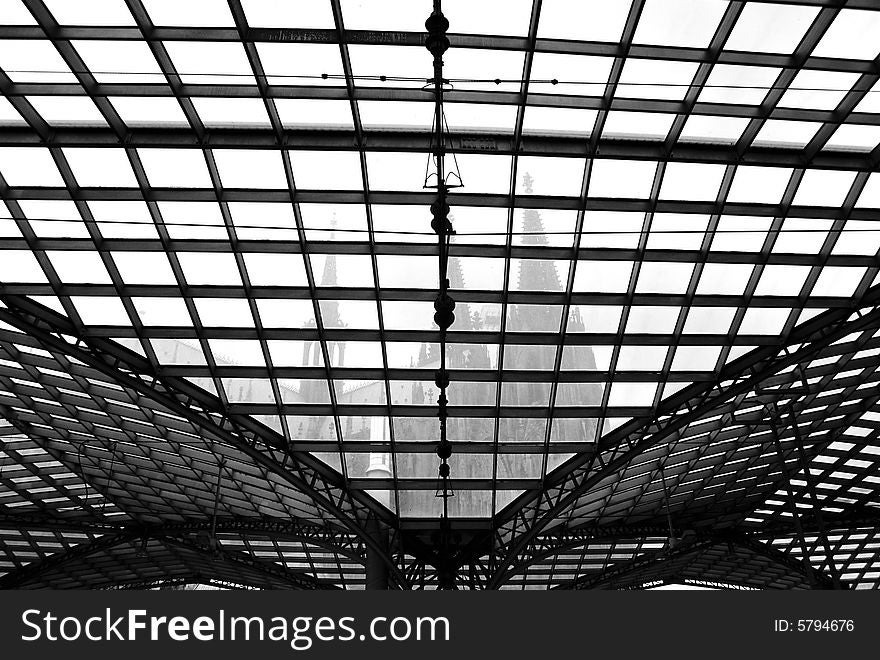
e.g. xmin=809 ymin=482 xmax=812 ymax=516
xmin=365 ymin=518 xmax=390 ymax=590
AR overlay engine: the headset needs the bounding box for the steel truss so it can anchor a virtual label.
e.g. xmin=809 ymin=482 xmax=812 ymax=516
xmin=0 ymin=293 xmax=407 ymax=588
xmin=486 ymin=282 xmax=880 ymax=587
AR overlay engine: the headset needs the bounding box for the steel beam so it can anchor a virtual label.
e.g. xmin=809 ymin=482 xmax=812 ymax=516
xmin=0 ymin=294 xmax=407 ymax=588
xmin=487 ymin=283 xmax=880 ymax=588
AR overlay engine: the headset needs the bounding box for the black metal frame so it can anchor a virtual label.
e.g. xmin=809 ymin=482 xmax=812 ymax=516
xmin=3 ymin=0 xmax=880 ymax=590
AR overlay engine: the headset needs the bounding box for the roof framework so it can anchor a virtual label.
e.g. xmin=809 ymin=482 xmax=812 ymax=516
xmin=2 ymin=0 xmax=880 ymax=589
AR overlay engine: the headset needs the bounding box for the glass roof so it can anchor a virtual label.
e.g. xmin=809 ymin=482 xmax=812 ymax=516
xmin=1 ymin=0 xmax=880 ymax=591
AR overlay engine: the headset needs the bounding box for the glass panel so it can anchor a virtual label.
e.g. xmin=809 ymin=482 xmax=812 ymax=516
xmin=529 ymin=53 xmax=613 ymax=96
xmin=725 ymin=3 xmax=819 ymax=54
xmin=633 ymin=0 xmax=727 ymax=48
xmin=625 ymin=306 xmax=680 ymax=334
xmin=291 ymin=151 xmax=363 ymax=191
xmin=812 ymin=9 xmax=880 ymax=60
xmin=0 ymin=147 xmax=64 ymax=186
xmin=139 ymin=149 xmax=213 ymax=188
xmin=537 ymin=0 xmax=631 ymax=42
xmin=618 ymin=59 xmax=699 ymax=101
xmin=589 ymin=159 xmax=656 ymax=198
xmin=163 ymin=41 xmax=255 ymax=85
xmin=214 ymin=149 xmax=288 ymax=189
xmin=193 ymin=299 xmax=254 ymax=327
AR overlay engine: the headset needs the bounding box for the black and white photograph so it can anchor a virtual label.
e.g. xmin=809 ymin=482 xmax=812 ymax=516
xmin=0 ymin=0 xmax=877 ymax=655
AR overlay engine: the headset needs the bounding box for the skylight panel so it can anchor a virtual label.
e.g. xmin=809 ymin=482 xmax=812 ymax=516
xmin=443 ymin=103 xmax=518 ymax=133
xmin=603 ymin=111 xmax=676 ymax=139
xmin=773 ymin=218 xmax=832 ymax=254
xmin=513 ymin=208 xmax=576 ymax=248
xmin=158 ymin=201 xmax=225 ymax=240
xmin=659 ymin=163 xmax=727 ymax=201
xmin=444 ymin=0 xmax=532 ymax=35
xmin=449 ymin=206 xmax=507 ymax=246
xmin=329 ymin=342 xmax=383 ymax=368
xmin=581 ymin=211 xmax=643 ymax=250
xmin=646 ymin=214 xmax=709 ymax=251
xmin=453 ymin=154 xmax=513 ymax=194
xmin=371 ymin=204 xmax=432 ymax=244
xmin=69 ymin=297 xmax=130 ymax=326
xmin=625 ymin=305 xmax=679 ymax=334
xmin=213 ymin=149 xmax=288 ymax=189
xmin=0 ymin=96 xmax=24 ymax=124
xmin=227 ymin=202 xmax=296 ymax=240
xmin=300 ymin=203 xmax=368 ymax=242
xmin=257 ymin=300 xmax=316 ymax=329
xmin=195 ymin=299 xmax=254 ymax=327
xmin=811 ymin=9 xmax=880 ymax=60
xmin=348 ymin=45 xmax=432 ymax=89
xmin=738 ymin=308 xmax=790 ymax=335
xmin=111 ymin=251 xmax=177 ymax=285
xmin=358 ymin=101 xmax=431 ymax=130
xmin=635 ymin=262 xmax=695 ymax=294
xmin=242 ymin=253 xmax=307 ymax=287
xmin=753 ymin=120 xmax=822 ymax=148
xmin=696 ymin=263 xmax=754 ymax=296
xmin=568 ymin=305 xmax=623 ymax=334
xmin=699 ymin=64 xmax=780 ymax=105
xmin=537 ymin=0 xmax=631 ymax=42
xmin=529 ymin=53 xmax=613 ymax=97
xmin=522 ymin=106 xmax=597 ymax=137
xmin=753 ymin=265 xmax=811 ymax=296
xmin=0 ymin=40 xmax=75 ymax=83
xmin=290 ymin=151 xmax=363 ymax=191
xmin=26 ymin=96 xmax=105 ymax=125
xmin=209 ymin=340 xmax=267 ymax=367
xmin=0 ymin=251 xmax=48 ymax=283
xmin=810 ymin=267 xmax=867 ymax=298
xmin=710 ymin=216 xmax=770 ymax=253
xmin=177 ymin=253 xmax=243 ymax=286
xmin=142 ymin=0 xmax=235 ymax=26
xmin=44 ymin=0 xmax=136 ymax=25
xmin=0 ymin=1 xmax=36 ymax=24
xmin=275 ymin=99 xmax=354 ymax=130
xmin=191 ymin=98 xmax=271 ymax=127
xmin=138 ymin=148 xmax=213 ymax=188
xmin=444 ymin=48 xmax=525 ymax=93
xmin=855 ymin=173 xmax=880 ymax=208
xmin=589 ymin=159 xmax=657 ymax=198
xmin=832 ymin=220 xmax=880 ymax=256
xmin=617 ymin=346 xmax=668 ymax=371
xmin=825 ymin=124 xmax=880 ymax=152
xmin=109 ymin=97 xmax=188 ymax=126
xmin=633 ymin=0 xmax=728 ymax=48
xmin=71 ymin=40 xmax=165 ymax=84
xmin=726 ymin=166 xmax=792 ymax=204
xmin=671 ymin=346 xmax=721 ymax=372
xmin=778 ymin=70 xmax=860 ymax=111
xmin=255 ymin=43 xmax=346 ymax=86
xmin=682 ymin=307 xmax=737 ymax=334
xmin=340 ymin=0 xmax=424 ymax=31
xmin=724 ymin=3 xmax=819 ymax=54
xmin=132 ymin=297 xmax=192 ymax=326
xmin=679 ymin=115 xmax=749 ymax=143
xmin=515 ymin=157 xmax=585 ymax=197
xmin=240 ymin=0 xmax=335 ymax=28
xmin=792 ymin=170 xmax=857 ymax=207
xmin=618 ymin=59 xmax=699 ymax=101
xmin=309 ymin=254 xmax=374 ymax=288
xmin=45 ymin=251 xmax=112 ymax=284
xmin=18 ymin=199 xmax=88 ymax=238
xmin=607 ymin=382 xmax=657 ymax=408
xmin=321 ymin=301 xmax=379 ymax=329
xmin=0 ymin=147 xmax=64 ymax=186
xmin=62 ymin=148 xmax=139 ymax=188
xmin=89 ymin=200 xmax=157 ymax=239
xmin=378 ymin=255 xmax=439 ymax=289
xmin=163 ymin=41 xmax=255 ymax=85
xmin=573 ymin=260 xmax=634 ymax=293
